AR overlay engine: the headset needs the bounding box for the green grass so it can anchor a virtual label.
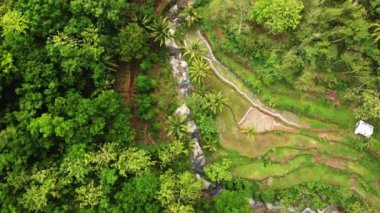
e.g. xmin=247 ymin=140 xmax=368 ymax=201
xmin=265 ymin=133 xmax=361 ymax=161
xmin=233 ymin=155 xmax=313 ymax=180
xmin=348 ymin=162 xmax=377 ymax=181
xmin=187 ymin=28 xmax=380 ymax=211
xmin=207 ymin=33 xmax=356 ymax=129
xmin=301 ymin=116 xmax=339 ymax=129
xmin=266 ymin=147 xmax=303 ymax=162
xmin=354 ymin=155 xmax=380 ymax=181
xmin=268 ymin=165 xmax=352 ymax=189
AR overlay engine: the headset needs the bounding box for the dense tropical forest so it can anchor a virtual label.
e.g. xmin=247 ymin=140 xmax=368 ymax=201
xmin=0 ymin=0 xmax=380 ymax=212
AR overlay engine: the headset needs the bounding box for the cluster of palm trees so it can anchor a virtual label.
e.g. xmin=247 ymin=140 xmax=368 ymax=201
xmin=142 ymin=5 xmax=201 ymax=47
xmin=184 ymin=39 xmax=211 ymax=85
xmin=165 ymin=91 xmax=228 ymax=141
xmin=162 ymin=7 xmax=256 ymax=142
xmin=165 ymin=89 xmax=258 ymax=143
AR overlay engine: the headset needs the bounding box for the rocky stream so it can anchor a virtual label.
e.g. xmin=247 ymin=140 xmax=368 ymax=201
xmin=165 ymin=1 xmax=341 ymax=212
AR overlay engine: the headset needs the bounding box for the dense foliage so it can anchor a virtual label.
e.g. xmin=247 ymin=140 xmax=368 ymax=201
xmin=202 ymin=0 xmax=380 ymax=122
xmin=197 ymin=0 xmax=380 ymax=211
xmin=0 ymin=0 xmax=200 ymax=211
xmin=260 ymin=182 xmax=372 ymax=211
xmin=2 ymin=0 xmax=380 ymax=211
xmin=250 ymin=0 xmax=304 ymax=33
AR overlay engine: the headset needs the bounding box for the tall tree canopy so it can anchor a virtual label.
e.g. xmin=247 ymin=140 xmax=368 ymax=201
xmin=0 ymin=0 xmax=203 ymax=211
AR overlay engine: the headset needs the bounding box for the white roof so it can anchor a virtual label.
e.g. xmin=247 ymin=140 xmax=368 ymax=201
xmin=355 ymin=120 xmax=374 ymax=138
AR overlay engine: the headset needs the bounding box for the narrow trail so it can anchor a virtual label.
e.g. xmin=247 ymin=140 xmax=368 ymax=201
xmin=185 ymin=26 xmax=380 ymax=211
xmin=194 ymin=30 xmax=302 ymax=129
xmin=190 ymin=30 xmax=353 ymax=140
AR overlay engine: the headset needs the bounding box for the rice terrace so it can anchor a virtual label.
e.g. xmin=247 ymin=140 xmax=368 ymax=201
xmin=1 ymin=0 xmax=380 ymax=212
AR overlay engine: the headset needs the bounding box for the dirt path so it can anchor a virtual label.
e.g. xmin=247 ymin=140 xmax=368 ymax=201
xmin=189 ymin=30 xmax=353 ymax=139
xmin=185 ymin=29 xmax=380 ymax=211
xmin=190 ymin=31 xmax=303 ymax=128
xmin=113 ymin=62 xmax=131 ymax=105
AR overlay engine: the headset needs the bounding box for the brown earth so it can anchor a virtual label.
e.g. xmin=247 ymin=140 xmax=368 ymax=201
xmin=313 ymin=156 xmax=347 ymax=170
xmin=239 ymin=107 xmax=294 ymax=133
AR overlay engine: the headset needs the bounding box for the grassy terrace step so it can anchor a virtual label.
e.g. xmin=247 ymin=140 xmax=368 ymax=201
xmin=187 ymin=28 xmax=380 ymax=210
xmin=236 ymin=132 xmax=361 ymax=160
xmin=206 ymin=67 xmax=362 ymax=162
xmin=233 ymin=155 xmax=313 ymax=180
xmin=265 ymin=146 xmax=356 ymax=163
xmin=232 ymin=152 xmax=380 ymax=183
xmin=227 ymin=151 xmax=380 ymax=209
xmin=266 ymin=165 xmax=352 ymax=189
xmin=204 ymin=31 xmax=356 ymax=129
xmin=206 ymin=30 xmax=380 ymax=147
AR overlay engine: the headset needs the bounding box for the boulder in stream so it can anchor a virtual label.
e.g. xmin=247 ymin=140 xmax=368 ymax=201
xmin=175 ymin=104 xmax=191 ymax=117
xmin=166 ymin=41 xmax=181 ymax=56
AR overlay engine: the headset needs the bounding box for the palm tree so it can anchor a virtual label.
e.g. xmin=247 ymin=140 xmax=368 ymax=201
xmin=205 ymin=92 xmax=226 ymax=115
xmin=183 ymin=39 xmax=207 ymax=62
xmin=241 ymin=126 xmax=256 ymax=141
xmin=371 ymin=23 xmax=380 ymax=43
xmin=205 ymin=92 xmax=240 ymax=130
xmin=167 ymin=114 xmax=188 ymax=140
xmin=196 ymin=85 xmax=209 ymax=96
xmin=189 ymin=58 xmax=210 ymax=85
xmin=146 ymin=17 xmax=174 ymax=46
xmin=179 ymin=6 xmax=201 ymax=27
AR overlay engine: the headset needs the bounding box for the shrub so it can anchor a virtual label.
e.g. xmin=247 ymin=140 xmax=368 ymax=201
xmin=135 ymin=94 xmax=155 ymax=121
xmin=250 ymin=0 xmax=304 ymax=34
xmin=135 ymin=75 xmax=155 ymax=93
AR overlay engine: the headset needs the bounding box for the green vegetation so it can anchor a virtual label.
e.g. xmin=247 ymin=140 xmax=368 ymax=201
xmin=201 ymin=0 xmax=380 ymax=124
xmin=214 ymin=190 xmax=251 ymax=213
xmin=261 ymin=182 xmax=373 ymax=211
xmin=2 ymin=0 xmax=380 ymax=212
xmin=189 ymin=57 xmax=210 ymax=84
xmin=204 ymin=159 xmax=233 ymax=183
xmin=188 ymin=0 xmax=380 ymax=211
xmin=0 ymin=1 xmax=205 ymax=212
xmin=233 ymin=155 xmax=312 ymax=180
xmin=250 ymin=0 xmax=304 ymax=33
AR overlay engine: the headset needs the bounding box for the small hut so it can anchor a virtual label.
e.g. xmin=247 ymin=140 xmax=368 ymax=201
xmin=354 ymin=120 xmax=374 ymax=138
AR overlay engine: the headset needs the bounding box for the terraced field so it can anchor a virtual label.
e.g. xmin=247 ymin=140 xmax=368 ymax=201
xmin=185 ymin=31 xmax=380 ymax=210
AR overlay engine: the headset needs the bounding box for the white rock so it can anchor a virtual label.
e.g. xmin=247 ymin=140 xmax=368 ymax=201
xmin=188 ymin=120 xmax=198 ymax=133
xmin=175 ymin=104 xmax=191 ymax=117
xmin=248 ymin=198 xmax=255 ymax=207
xmin=302 ymin=207 xmax=316 ymax=213
xmin=266 ymin=203 xmax=273 ymax=210
xmin=169 ymin=5 xmax=178 ymax=14
xmin=169 ymin=28 xmax=176 ymax=36
xmin=180 ymin=60 xmax=188 ymax=68
xmin=166 ymin=39 xmax=179 ymax=49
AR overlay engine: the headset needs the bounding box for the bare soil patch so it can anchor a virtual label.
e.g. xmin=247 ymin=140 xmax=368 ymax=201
xmin=313 ymin=156 xmax=347 ymax=170
xmin=239 ymin=107 xmax=294 ymax=133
